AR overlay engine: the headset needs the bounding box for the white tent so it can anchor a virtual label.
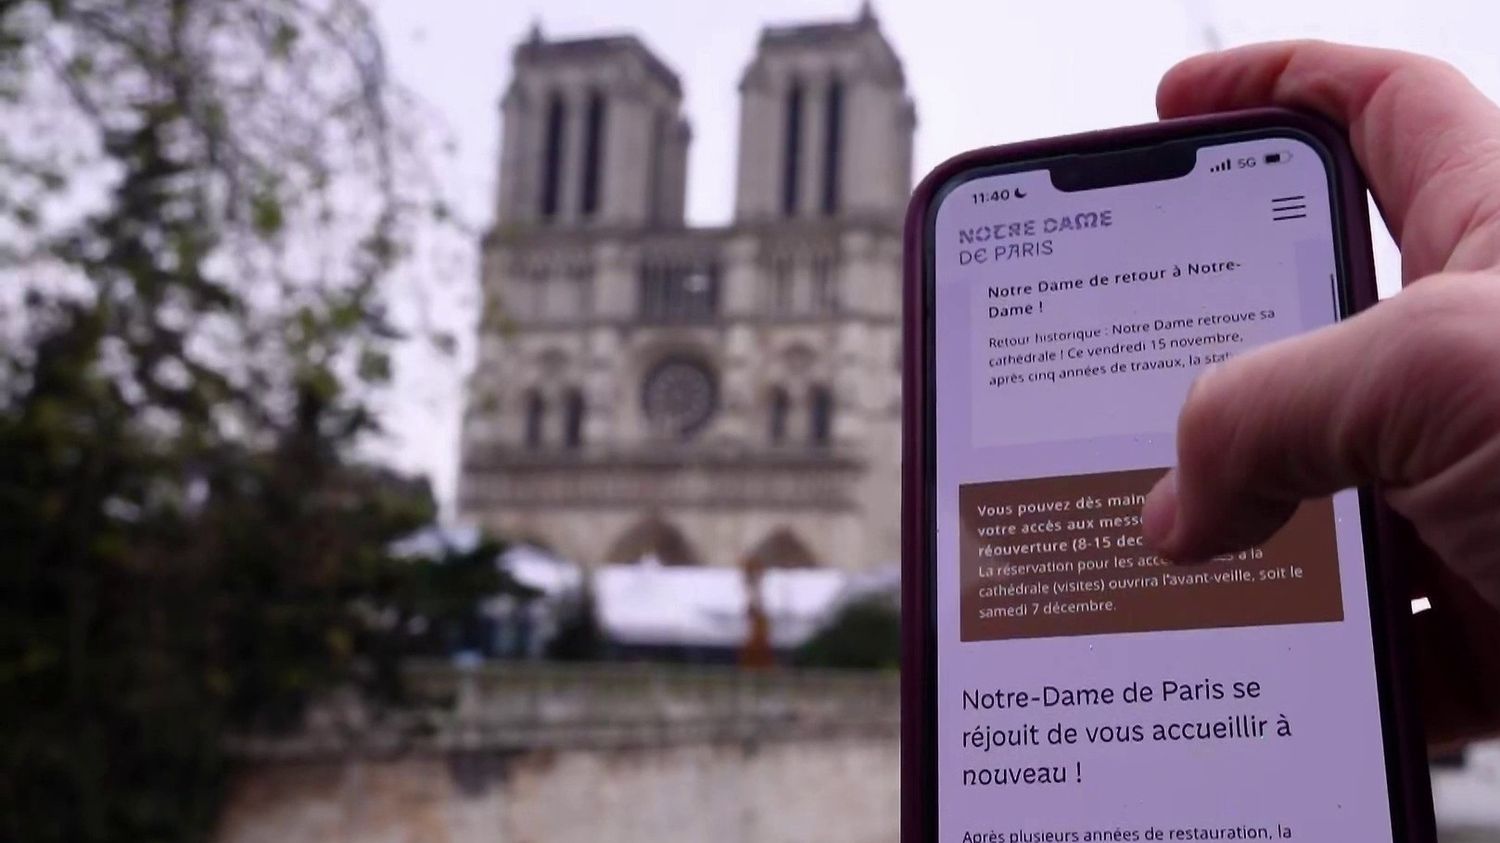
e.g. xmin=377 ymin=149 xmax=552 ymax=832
xmin=594 ymin=557 xmax=848 ymax=650
xmin=390 ymin=529 xmax=868 ymax=656
xmin=501 ymin=543 xmax=584 ymax=598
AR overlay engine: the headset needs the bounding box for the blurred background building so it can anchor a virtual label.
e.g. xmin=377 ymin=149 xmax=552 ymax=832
xmin=460 ymin=5 xmax=913 ymax=572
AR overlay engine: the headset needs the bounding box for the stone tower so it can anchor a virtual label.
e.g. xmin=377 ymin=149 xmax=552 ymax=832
xmin=462 ymin=9 xmax=916 ymax=572
xmin=734 ymin=4 xmax=915 ymax=223
xmin=496 ymin=27 xmax=690 ymax=229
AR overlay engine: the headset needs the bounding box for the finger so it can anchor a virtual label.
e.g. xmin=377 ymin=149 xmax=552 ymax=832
xmin=1157 ymin=41 xmax=1500 ymax=280
xmin=1141 ymin=273 xmax=1500 ymax=562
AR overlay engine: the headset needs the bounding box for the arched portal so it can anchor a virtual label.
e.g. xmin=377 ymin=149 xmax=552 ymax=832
xmin=606 ymin=517 xmax=701 ymax=566
xmin=742 ymin=529 xmax=819 ymax=571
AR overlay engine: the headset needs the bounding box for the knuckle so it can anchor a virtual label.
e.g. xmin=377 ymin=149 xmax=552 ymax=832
xmin=1379 ymin=276 xmax=1500 ymax=471
xmin=1175 ymin=365 xmax=1240 ymax=475
xmin=1390 ymin=277 xmax=1500 ymax=389
xmin=1401 ymin=51 xmax=1464 ymax=83
xmin=1417 ymin=55 xmax=1470 ymax=87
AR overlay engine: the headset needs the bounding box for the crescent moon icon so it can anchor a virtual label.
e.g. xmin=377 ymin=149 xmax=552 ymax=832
xmin=1014 ymin=187 xmax=1028 ymax=198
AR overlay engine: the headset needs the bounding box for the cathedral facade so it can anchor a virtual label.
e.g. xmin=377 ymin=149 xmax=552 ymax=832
xmin=460 ymin=8 xmax=915 ymax=571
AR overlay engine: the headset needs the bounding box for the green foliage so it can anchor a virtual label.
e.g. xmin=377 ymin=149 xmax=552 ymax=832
xmin=793 ymin=598 xmax=901 ymax=671
xmin=385 ymin=537 xmax=540 ymax=668
xmin=0 ymin=2 xmax=468 ymax=841
xmin=251 ymin=186 xmax=286 ymax=239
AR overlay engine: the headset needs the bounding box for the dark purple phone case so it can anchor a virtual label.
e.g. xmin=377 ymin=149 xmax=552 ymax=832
xmin=900 ymin=108 xmax=1436 ymax=843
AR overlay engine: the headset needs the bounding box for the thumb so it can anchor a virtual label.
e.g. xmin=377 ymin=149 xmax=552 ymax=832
xmin=1141 ymin=273 xmax=1500 ymax=562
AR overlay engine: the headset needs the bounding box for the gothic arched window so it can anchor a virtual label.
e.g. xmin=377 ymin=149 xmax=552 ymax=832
xmin=782 ymin=79 xmax=804 ymax=216
xmin=563 ymin=388 xmax=586 ymax=449
xmin=769 ymin=386 xmax=791 ymax=444
xmin=809 ymin=385 xmax=833 ymax=446
xmin=821 ymin=77 xmax=843 ymax=215
xmin=539 ymin=91 xmax=567 ymax=219
xmin=524 ymin=389 xmax=546 ymax=447
xmin=580 ymin=89 xmax=607 ymax=217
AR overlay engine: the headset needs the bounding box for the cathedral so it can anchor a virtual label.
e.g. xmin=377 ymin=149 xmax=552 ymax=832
xmin=459 ymin=6 xmax=915 ymax=571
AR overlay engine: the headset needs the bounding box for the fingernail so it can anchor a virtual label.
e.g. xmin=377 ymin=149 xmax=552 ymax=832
xmin=1141 ymin=471 xmax=1179 ymax=552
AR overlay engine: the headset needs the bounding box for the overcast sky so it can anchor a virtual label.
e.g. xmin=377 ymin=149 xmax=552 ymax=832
xmin=369 ymin=0 xmax=1500 ymax=514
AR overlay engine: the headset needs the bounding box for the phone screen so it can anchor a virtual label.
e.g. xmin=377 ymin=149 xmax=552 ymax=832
xmin=930 ymin=134 xmax=1396 ymax=841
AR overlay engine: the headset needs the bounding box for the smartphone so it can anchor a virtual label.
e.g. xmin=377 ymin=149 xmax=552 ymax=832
xmin=901 ymin=109 xmax=1434 ymax=843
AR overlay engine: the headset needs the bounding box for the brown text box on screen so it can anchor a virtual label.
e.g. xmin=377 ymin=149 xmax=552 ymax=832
xmin=958 ymin=467 xmax=1344 ymax=642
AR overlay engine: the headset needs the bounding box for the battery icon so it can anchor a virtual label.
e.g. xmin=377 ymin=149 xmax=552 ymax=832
xmin=1264 ymin=151 xmax=1292 ymax=165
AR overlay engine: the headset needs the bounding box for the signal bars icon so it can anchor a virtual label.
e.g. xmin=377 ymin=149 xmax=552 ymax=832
xmin=1209 ymin=159 xmax=1232 ymax=173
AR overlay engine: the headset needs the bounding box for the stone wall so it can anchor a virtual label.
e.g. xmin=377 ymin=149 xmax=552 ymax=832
xmin=216 ymin=664 xmax=900 ymax=843
xmin=217 ymin=738 xmax=898 ymax=843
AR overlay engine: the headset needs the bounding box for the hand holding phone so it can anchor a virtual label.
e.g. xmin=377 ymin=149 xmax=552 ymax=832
xmin=1152 ymin=41 xmax=1500 ymax=755
xmin=902 ymin=102 xmax=1435 ymax=841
